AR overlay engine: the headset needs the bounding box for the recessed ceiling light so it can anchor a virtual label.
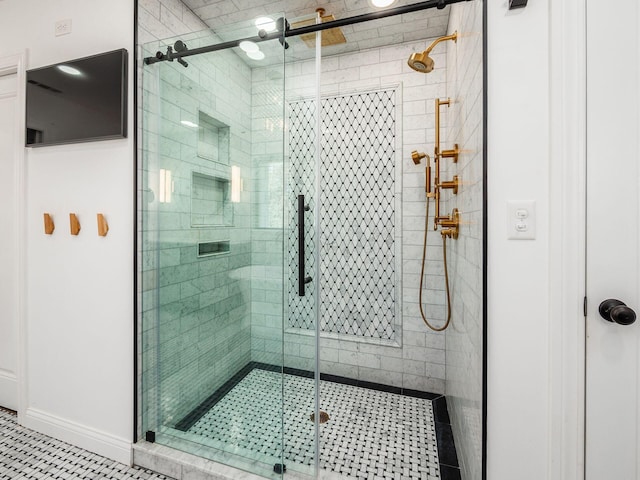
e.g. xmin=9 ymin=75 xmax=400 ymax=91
xmin=239 ymin=40 xmax=260 ymax=53
xmin=246 ymin=50 xmax=265 ymax=61
xmin=371 ymin=0 xmax=397 ymax=7
xmin=255 ymin=16 xmax=276 ymax=32
xmin=57 ymin=65 xmax=82 ymax=76
xmin=181 ymin=120 xmax=198 ymax=128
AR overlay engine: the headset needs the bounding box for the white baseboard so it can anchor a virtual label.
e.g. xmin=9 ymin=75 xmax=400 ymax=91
xmin=23 ymin=408 xmax=132 ymax=465
xmin=0 ymin=370 xmax=18 ymax=411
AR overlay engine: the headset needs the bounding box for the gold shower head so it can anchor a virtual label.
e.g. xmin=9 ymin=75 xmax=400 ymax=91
xmin=408 ymin=52 xmax=435 ymax=73
xmin=408 ymin=31 xmax=457 ymax=73
xmin=292 ymin=8 xmax=346 ymax=47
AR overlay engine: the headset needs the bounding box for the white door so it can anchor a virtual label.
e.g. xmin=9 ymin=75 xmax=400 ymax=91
xmin=0 ymin=71 xmax=19 ymax=411
xmin=585 ymin=0 xmax=640 ymax=477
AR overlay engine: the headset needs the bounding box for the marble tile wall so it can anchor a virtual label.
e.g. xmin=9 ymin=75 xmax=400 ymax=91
xmin=138 ymin=4 xmax=254 ymax=433
xmin=444 ymin=2 xmax=485 ymax=479
xmin=250 ymin=36 xmax=450 ymax=394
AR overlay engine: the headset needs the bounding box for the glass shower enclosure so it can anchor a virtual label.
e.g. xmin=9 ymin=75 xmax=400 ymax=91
xmin=140 ymin=16 xmax=319 ymax=479
xmin=139 ymin=3 xmax=483 ymax=478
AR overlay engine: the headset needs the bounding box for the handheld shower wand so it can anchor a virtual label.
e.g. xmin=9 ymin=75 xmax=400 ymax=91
xmin=411 ymin=151 xmax=434 ymax=198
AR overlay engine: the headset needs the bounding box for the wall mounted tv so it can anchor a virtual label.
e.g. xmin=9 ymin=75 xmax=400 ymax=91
xmin=25 ymin=49 xmax=128 ymax=147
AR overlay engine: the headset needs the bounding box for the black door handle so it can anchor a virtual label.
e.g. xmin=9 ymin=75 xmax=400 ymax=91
xmin=298 ymin=195 xmax=312 ymax=296
xmin=599 ymin=299 xmax=637 ymax=326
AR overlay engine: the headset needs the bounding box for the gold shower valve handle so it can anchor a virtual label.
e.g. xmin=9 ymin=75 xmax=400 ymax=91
xmin=439 ymin=175 xmax=460 ymax=195
xmin=439 ymin=208 xmax=460 ymax=239
xmin=441 ymin=228 xmax=457 ymax=239
xmin=441 ymin=144 xmax=460 ymax=163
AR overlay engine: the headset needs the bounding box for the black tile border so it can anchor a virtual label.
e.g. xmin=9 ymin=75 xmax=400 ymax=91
xmin=433 ymin=396 xmax=451 ymax=424
xmin=174 ymin=362 xmax=255 ymax=431
xmin=440 ymin=464 xmax=463 ymax=480
xmin=432 ymin=396 xmax=461 ymax=477
xmin=173 ymin=361 xmax=462 ymax=478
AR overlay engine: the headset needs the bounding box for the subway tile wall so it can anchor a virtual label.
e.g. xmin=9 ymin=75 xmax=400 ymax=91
xmin=138 ymin=4 xmax=256 ymax=433
xmin=138 ymin=0 xmax=211 ymax=440
xmin=445 ymin=3 xmax=485 ymax=480
xmin=250 ymin=38 xmax=450 ymax=394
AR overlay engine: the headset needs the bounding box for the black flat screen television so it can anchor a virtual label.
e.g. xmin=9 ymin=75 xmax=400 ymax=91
xmin=25 ymin=49 xmax=128 ymax=147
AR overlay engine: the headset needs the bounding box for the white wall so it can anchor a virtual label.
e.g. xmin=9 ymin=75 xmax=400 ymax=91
xmin=487 ymin=1 xmax=551 ymax=479
xmin=0 ymin=0 xmax=135 ymax=464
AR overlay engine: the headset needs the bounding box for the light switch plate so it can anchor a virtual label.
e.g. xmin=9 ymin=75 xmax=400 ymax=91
xmin=507 ymin=200 xmax=536 ymax=240
xmin=55 ymin=19 xmax=72 ymax=36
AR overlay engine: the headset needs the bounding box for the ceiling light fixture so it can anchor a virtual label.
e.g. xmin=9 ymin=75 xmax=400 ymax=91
xmin=181 ymin=120 xmax=198 ymax=128
xmin=57 ymin=65 xmax=82 ymax=76
xmin=246 ymin=50 xmax=265 ymax=61
xmin=255 ymin=16 xmax=276 ymax=32
xmin=371 ymin=0 xmax=397 ymax=7
xmin=239 ymin=40 xmax=259 ymax=53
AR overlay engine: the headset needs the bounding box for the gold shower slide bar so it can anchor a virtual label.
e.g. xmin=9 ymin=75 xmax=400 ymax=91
xmin=433 ymin=98 xmax=461 ymax=236
xmin=434 ymin=98 xmax=460 ymax=163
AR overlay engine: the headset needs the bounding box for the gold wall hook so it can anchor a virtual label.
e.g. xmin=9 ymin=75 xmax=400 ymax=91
xmin=69 ymin=213 xmax=81 ymax=236
xmin=97 ymin=213 xmax=109 ymax=237
xmin=43 ymin=213 xmax=55 ymax=235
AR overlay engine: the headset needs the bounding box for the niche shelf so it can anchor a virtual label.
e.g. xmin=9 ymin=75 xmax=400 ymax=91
xmin=191 ymin=171 xmax=233 ymax=227
xmin=197 ymin=240 xmax=230 ymax=258
xmin=197 ymin=111 xmax=230 ymax=165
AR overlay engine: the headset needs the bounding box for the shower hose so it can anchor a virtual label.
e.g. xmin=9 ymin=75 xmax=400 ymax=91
xmin=419 ymin=197 xmax=452 ymax=331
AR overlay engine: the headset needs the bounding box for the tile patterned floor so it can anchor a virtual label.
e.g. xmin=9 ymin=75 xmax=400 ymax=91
xmin=0 ymin=409 xmax=172 ymax=480
xmin=187 ymin=369 xmax=441 ymax=479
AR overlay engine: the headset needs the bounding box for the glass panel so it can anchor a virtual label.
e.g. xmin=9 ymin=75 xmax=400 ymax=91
xmin=308 ymin=5 xmax=485 ymax=480
xmin=140 ymin=18 xmax=288 ymax=478
xmin=280 ymin=13 xmax=320 ymax=478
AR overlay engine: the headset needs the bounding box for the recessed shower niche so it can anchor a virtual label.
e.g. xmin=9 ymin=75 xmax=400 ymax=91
xmin=191 ymin=171 xmax=233 ymax=227
xmin=197 ymin=110 xmax=229 ymax=164
xmin=190 ymin=111 xmax=233 ymax=227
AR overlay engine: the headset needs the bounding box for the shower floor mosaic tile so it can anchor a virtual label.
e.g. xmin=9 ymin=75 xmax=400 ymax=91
xmin=0 ymin=408 xmax=172 ymax=480
xmin=187 ymin=369 xmax=442 ymax=479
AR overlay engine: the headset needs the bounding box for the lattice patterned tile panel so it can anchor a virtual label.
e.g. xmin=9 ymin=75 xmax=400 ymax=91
xmin=287 ymin=99 xmax=318 ymax=332
xmin=287 ymin=89 xmax=399 ymax=340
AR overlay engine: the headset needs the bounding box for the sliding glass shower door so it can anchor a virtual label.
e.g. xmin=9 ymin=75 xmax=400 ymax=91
xmin=140 ymin=17 xmax=319 ymax=478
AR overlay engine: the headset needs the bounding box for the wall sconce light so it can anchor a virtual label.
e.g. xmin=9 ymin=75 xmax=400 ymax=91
xmin=159 ymin=169 xmax=173 ymax=203
xmin=231 ymin=165 xmax=242 ymax=203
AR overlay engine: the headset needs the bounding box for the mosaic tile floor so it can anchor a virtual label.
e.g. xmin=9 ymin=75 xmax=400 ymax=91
xmin=187 ymin=369 xmax=441 ymax=479
xmin=0 ymin=409 xmax=172 ymax=480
